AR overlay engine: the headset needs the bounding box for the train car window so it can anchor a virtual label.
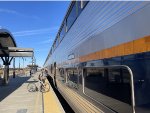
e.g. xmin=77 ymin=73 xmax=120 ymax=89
xmin=144 ymin=52 xmax=150 ymax=58
xmin=53 ymin=42 xmax=56 ymax=51
xmin=60 ymin=24 xmax=66 ymax=42
xmin=123 ymin=56 xmax=150 ymax=112
xmin=67 ymin=69 xmax=79 ymax=89
xmin=77 ymin=69 xmax=83 ymax=91
xmin=58 ymin=68 xmax=65 ymax=83
xmin=51 ymin=46 xmax=53 ymax=53
xmin=79 ymin=70 xmax=82 ymax=85
xmin=64 ymin=20 xmax=68 ymax=33
xmin=123 ymin=54 xmax=135 ymax=60
xmin=135 ymin=53 xmax=144 ymax=59
xmin=81 ymin=1 xmax=88 ymax=9
xmin=106 ymin=57 xmax=121 ymax=65
xmin=108 ymin=68 xmax=122 ymax=83
xmin=50 ymin=49 xmax=52 ymax=55
xmin=84 ymin=68 xmax=132 ymax=113
xmin=67 ymin=2 xmax=77 ymax=30
xmin=77 ymin=1 xmax=82 ymax=16
xmin=55 ymin=36 xmax=59 ymax=48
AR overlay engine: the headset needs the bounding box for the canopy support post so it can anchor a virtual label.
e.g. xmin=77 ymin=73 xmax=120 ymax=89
xmin=0 ymin=56 xmax=11 ymax=85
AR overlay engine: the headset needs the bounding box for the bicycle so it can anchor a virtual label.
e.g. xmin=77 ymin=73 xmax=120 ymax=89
xmin=27 ymin=80 xmax=50 ymax=93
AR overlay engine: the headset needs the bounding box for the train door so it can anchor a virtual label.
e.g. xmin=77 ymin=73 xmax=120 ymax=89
xmin=50 ymin=64 xmax=53 ymax=74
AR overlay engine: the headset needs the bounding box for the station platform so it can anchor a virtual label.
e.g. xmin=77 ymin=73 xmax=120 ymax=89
xmin=0 ymin=72 xmax=65 ymax=113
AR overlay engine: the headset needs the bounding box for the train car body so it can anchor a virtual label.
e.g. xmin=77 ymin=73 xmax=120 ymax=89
xmin=44 ymin=1 xmax=150 ymax=113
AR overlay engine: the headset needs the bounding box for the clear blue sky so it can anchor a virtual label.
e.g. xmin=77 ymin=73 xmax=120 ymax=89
xmin=0 ymin=1 xmax=70 ymax=68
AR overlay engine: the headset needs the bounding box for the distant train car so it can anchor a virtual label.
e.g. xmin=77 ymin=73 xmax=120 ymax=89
xmin=44 ymin=1 xmax=150 ymax=113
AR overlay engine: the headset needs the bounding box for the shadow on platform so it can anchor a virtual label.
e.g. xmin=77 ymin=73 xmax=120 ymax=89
xmin=47 ymin=76 xmax=75 ymax=113
xmin=25 ymin=80 xmax=38 ymax=83
xmin=0 ymin=76 xmax=30 ymax=102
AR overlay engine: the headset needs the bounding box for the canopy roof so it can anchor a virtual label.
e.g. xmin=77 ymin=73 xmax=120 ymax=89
xmin=9 ymin=47 xmax=33 ymax=57
xmin=0 ymin=28 xmax=33 ymax=57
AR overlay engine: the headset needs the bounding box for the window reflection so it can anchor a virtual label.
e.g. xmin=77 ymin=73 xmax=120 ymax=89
xmin=84 ymin=68 xmax=132 ymax=113
xmin=67 ymin=69 xmax=79 ymax=89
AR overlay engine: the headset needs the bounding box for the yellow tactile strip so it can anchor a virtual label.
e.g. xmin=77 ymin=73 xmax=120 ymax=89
xmin=34 ymin=91 xmax=40 ymax=113
xmin=43 ymin=79 xmax=65 ymax=113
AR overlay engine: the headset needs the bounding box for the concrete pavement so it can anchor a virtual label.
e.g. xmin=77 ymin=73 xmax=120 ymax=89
xmin=0 ymin=72 xmax=43 ymax=113
xmin=0 ymin=72 xmax=65 ymax=113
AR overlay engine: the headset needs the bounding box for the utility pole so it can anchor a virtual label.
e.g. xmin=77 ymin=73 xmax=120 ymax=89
xmin=22 ymin=57 xmax=24 ymax=68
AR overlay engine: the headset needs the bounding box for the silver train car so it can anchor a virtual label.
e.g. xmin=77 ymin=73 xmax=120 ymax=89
xmin=44 ymin=1 xmax=150 ymax=113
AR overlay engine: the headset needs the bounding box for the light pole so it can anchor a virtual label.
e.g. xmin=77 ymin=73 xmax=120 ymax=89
xmin=22 ymin=57 xmax=24 ymax=68
xmin=34 ymin=56 xmax=36 ymax=65
xmin=19 ymin=57 xmax=20 ymax=71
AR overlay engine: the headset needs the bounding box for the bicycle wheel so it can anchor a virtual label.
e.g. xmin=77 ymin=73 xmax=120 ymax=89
xmin=27 ymin=83 xmax=36 ymax=92
xmin=41 ymin=83 xmax=50 ymax=93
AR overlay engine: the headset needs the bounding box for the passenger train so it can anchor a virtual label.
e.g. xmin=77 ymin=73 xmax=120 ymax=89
xmin=44 ymin=1 xmax=150 ymax=113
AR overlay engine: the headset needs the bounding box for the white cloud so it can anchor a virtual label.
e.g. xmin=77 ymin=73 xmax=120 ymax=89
xmin=0 ymin=8 xmax=39 ymax=20
xmin=39 ymin=39 xmax=54 ymax=44
xmin=12 ymin=27 xmax=58 ymax=37
xmin=35 ymin=48 xmax=49 ymax=52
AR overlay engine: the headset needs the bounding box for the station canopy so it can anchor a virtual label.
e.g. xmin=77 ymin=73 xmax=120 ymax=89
xmin=0 ymin=28 xmax=33 ymax=57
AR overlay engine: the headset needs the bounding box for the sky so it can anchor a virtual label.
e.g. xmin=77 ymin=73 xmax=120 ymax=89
xmin=0 ymin=1 xmax=70 ymax=68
